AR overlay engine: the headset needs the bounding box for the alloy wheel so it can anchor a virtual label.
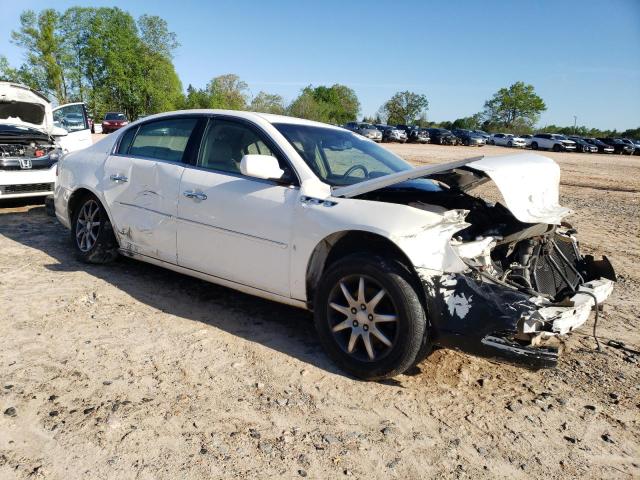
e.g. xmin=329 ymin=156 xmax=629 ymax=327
xmin=327 ymin=275 xmax=399 ymax=362
xmin=75 ymin=199 xmax=101 ymax=252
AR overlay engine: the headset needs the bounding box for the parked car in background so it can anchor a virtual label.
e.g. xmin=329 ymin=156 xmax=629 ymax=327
xmin=0 ymin=82 xmax=92 ymax=200
xmin=583 ymin=137 xmax=614 ymax=154
xmin=102 ymin=112 xmax=129 ymax=134
xmin=377 ymin=125 xmax=407 ymax=143
xmin=618 ymin=138 xmax=636 ymax=155
xmin=530 ymin=133 xmax=577 ymax=152
xmin=520 ymin=134 xmax=533 ymax=147
xmin=343 ymin=122 xmax=382 ymax=142
xmin=426 ymin=128 xmax=458 ymax=145
xmin=631 ymin=139 xmax=640 ymax=155
xmin=396 ymin=125 xmax=429 ymax=143
xmin=60 ymin=112 xmax=86 ymax=132
xmin=472 ymin=130 xmax=491 ymax=141
xmin=597 ymin=138 xmax=634 ymax=155
xmin=54 ymin=109 xmax=615 ymax=379
xmin=452 ymin=129 xmax=486 ymax=147
xmin=490 ymin=133 xmax=527 ymax=148
xmin=567 ymin=136 xmax=597 ymax=153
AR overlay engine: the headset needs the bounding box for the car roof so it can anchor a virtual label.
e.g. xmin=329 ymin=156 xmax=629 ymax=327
xmin=130 ymin=109 xmax=346 ymax=131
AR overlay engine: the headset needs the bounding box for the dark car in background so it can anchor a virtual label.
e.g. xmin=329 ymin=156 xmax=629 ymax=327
xmin=427 ymin=128 xmax=458 ymax=145
xmin=452 ymin=129 xmax=486 ymax=147
xmin=567 ymin=136 xmax=598 ymax=153
xmin=618 ymin=138 xmax=636 ymax=155
xmin=396 ymin=125 xmax=429 ymax=143
xmin=102 ymin=112 xmax=129 ymax=134
xmin=598 ymin=137 xmax=634 ymax=155
xmin=631 ymin=139 xmax=640 ymax=155
xmin=584 ymin=138 xmax=614 ymax=154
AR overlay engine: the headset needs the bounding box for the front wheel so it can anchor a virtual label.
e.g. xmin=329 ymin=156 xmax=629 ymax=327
xmin=314 ymin=254 xmax=427 ymax=380
xmin=531 ymin=142 xmax=538 ymax=150
xmin=71 ymin=193 xmax=119 ymax=264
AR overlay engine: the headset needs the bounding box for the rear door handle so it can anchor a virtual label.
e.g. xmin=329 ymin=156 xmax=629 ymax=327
xmin=183 ymin=190 xmax=207 ymax=201
xmin=110 ymin=174 xmax=128 ymax=182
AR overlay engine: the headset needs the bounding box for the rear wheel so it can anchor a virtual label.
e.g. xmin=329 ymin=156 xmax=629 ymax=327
xmin=314 ymin=254 xmax=427 ymax=380
xmin=71 ymin=193 xmax=119 ymax=264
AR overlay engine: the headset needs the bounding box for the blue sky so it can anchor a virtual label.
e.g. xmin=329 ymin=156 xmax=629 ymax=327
xmin=1 ymin=0 xmax=639 ymax=130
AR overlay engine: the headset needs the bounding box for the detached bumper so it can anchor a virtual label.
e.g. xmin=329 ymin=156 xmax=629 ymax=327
xmin=421 ymin=272 xmax=615 ymax=369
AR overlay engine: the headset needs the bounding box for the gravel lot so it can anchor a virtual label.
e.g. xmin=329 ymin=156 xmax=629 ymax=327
xmin=1 ymin=142 xmax=638 ymax=479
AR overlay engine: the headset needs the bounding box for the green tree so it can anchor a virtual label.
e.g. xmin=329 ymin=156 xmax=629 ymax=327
xmin=207 ymin=74 xmax=249 ymax=110
xmin=481 ymin=81 xmax=546 ymax=132
xmin=0 ymin=56 xmax=22 ymax=83
xmin=288 ymin=84 xmax=359 ymax=124
xmin=11 ymin=9 xmax=68 ymax=102
xmin=287 ymin=90 xmax=324 ymax=120
xmin=183 ymin=84 xmax=210 ymax=109
xmin=379 ymin=91 xmax=429 ymax=125
xmin=250 ymin=91 xmax=286 ymax=114
xmin=451 ymin=113 xmax=482 ymax=130
xmin=137 ymin=15 xmax=179 ymax=59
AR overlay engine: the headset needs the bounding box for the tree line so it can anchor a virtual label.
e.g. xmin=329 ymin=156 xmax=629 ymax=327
xmin=0 ymin=7 xmax=636 ymax=139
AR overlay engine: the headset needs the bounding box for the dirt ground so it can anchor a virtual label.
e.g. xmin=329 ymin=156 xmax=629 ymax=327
xmin=1 ymin=142 xmax=638 ymax=479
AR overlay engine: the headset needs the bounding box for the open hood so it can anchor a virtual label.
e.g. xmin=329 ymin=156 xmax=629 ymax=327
xmin=0 ymin=82 xmax=52 ymax=132
xmin=331 ymin=153 xmax=571 ymax=225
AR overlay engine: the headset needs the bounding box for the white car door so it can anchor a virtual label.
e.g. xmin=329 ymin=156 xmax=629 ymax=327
xmin=52 ymin=103 xmax=93 ymax=153
xmin=102 ymin=117 xmax=201 ymax=263
xmin=176 ymin=118 xmax=298 ymax=296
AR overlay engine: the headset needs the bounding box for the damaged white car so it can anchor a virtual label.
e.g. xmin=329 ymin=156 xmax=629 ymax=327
xmin=53 ymin=110 xmax=616 ymax=379
xmin=0 ymin=82 xmax=92 ymax=200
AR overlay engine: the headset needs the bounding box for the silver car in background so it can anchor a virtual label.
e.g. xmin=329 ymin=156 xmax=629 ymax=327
xmin=344 ymin=122 xmax=383 ymax=142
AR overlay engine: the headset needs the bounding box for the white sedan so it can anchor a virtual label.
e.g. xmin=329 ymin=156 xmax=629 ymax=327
xmin=489 ymin=133 xmax=527 ymax=148
xmin=54 ymin=110 xmax=615 ymax=379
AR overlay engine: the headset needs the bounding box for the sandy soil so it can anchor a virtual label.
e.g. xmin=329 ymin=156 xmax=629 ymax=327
xmin=1 ymin=143 xmax=638 ymax=479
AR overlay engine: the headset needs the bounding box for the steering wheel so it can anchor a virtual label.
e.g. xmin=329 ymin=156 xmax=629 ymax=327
xmin=343 ymin=164 xmax=369 ymax=178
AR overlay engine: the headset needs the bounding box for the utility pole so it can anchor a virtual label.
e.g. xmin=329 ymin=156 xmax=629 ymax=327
xmin=573 ymin=115 xmax=577 ymax=134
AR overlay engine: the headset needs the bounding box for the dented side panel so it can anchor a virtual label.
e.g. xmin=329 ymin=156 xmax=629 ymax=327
xmin=103 ymin=155 xmax=184 ymax=263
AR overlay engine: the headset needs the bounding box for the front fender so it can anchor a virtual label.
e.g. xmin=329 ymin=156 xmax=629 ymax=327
xmin=290 ymin=196 xmax=470 ymax=301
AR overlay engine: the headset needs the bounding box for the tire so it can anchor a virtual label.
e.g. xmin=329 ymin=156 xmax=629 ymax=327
xmin=531 ymin=142 xmax=538 ymax=150
xmin=553 ymin=144 xmax=562 ymax=152
xmin=508 ymin=141 xmax=513 ymax=147
xmin=314 ymin=254 xmax=427 ymax=380
xmin=71 ymin=193 xmax=119 ymax=264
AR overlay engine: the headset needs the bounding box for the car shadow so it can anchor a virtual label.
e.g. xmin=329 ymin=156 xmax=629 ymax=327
xmin=0 ymin=203 xmax=366 ymax=380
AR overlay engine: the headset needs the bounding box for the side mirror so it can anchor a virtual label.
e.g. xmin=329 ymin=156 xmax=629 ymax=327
xmin=51 ymin=126 xmax=68 ymax=137
xmin=240 ymin=154 xmax=284 ymax=181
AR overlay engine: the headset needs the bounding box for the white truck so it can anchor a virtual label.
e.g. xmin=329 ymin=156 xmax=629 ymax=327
xmin=0 ymin=82 xmax=92 ymax=200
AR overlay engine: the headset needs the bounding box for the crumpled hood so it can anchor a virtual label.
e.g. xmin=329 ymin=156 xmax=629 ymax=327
xmin=0 ymin=82 xmax=52 ymax=133
xmin=331 ymin=153 xmax=571 ymax=225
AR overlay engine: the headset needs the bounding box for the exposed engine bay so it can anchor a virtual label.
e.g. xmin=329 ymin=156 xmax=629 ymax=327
xmin=0 ymin=132 xmax=60 ymax=170
xmin=357 ymin=175 xmax=615 ymax=302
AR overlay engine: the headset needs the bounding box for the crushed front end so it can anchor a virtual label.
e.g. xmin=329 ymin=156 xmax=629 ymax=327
xmin=421 ymin=229 xmax=616 ymax=368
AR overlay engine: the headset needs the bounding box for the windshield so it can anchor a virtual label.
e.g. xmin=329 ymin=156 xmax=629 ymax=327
xmin=273 ymin=123 xmax=412 ymax=186
xmin=105 ymin=113 xmax=126 ymax=120
xmin=359 ymin=123 xmax=375 ymax=130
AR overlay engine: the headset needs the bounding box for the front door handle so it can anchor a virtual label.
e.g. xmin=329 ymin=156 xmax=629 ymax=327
xmin=183 ymin=190 xmax=207 ymax=201
xmin=110 ymin=174 xmax=128 ymax=182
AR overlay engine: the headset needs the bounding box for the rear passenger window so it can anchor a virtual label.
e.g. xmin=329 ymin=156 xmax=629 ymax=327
xmin=117 ymin=127 xmax=137 ymax=154
xmin=129 ymin=118 xmax=197 ymax=162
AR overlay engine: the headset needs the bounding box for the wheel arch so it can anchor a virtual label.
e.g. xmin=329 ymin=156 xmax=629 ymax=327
xmin=67 ymin=186 xmax=116 ymax=237
xmin=305 ymin=230 xmax=419 ymax=309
